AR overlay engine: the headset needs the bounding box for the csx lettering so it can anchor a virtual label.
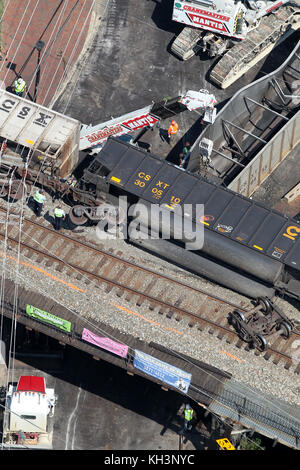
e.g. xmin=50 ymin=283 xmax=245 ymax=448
xmin=0 ymin=99 xmax=16 ymax=112
xmin=18 ymin=106 xmax=31 ymax=119
xmin=283 ymin=225 xmax=300 ymax=241
xmin=138 ymin=172 xmax=151 ymax=181
xmin=34 ymin=112 xmax=52 ymax=127
xmin=156 ymin=181 xmax=169 ymax=189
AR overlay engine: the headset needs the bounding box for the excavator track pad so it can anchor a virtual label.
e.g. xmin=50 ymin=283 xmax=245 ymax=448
xmin=210 ymin=5 xmax=300 ymax=89
xmin=170 ymin=26 xmax=203 ymax=61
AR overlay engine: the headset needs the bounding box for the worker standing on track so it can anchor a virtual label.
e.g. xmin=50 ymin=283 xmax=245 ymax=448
xmin=184 ymin=403 xmax=194 ymax=431
xmin=168 ymin=120 xmax=179 ymax=145
xmin=53 ymin=204 xmax=65 ymax=231
xmin=33 ymin=189 xmax=46 ymax=217
xmin=12 ymin=77 xmax=26 ymax=97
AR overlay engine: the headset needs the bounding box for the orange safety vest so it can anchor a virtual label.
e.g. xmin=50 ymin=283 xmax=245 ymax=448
xmin=168 ymin=122 xmax=178 ymax=135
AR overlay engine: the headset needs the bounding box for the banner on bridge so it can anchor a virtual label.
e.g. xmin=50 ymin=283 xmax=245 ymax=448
xmin=82 ymin=328 xmax=128 ymax=358
xmin=133 ymin=349 xmax=191 ymax=394
xmin=26 ymin=304 xmax=71 ymax=333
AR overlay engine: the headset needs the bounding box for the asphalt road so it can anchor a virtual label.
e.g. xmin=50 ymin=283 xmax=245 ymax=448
xmin=52 ymin=346 xmax=185 ymax=451
xmin=53 ymin=0 xmax=298 ymax=130
xmin=2 ymin=320 xmax=205 ymax=451
xmin=8 ymin=334 xmax=201 ymax=451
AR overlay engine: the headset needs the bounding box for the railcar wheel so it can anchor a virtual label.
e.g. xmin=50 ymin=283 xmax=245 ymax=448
xmin=253 ymin=333 xmax=267 ymax=352
xmin=278 ymin=321 xmax=292 ymax=339
xmin=231 ymin=310 xmax=246 ymax=325
xmin=238 ymin=331 xmax=253 ymax=343
xmin=229 ymin=310 xmax=252 ymax=342
xmin=257 ymin=297 xmax=272 ymax=314
xmin=68 ymin=205 xmax=88 ymax=226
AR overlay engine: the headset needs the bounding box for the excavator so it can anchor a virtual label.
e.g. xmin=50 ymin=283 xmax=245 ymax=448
xmin=171 ymin=0 xmax=300 ymax=88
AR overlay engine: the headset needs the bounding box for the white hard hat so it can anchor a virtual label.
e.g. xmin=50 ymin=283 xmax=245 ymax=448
xmin=17 ymin=78 xmax=23 ymax=84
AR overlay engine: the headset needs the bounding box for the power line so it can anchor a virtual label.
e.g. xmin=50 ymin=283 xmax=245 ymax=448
xmin=1 ymin=237 xmax=300 ymax=433
xmin=0 ymin=0 xmax=298 ymax=450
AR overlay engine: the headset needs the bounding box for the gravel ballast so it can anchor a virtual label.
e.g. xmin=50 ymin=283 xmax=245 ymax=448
xmin=1 ymin=210 xmax=300 ymax=408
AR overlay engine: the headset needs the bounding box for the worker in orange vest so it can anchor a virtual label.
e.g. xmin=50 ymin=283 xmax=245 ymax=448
xmin=168 ymin=120 xmax=179 ymax=145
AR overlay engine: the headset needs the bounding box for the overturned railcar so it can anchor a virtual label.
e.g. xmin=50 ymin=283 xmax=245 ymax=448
xmin=70 ymin=137 xmax=300 ymax=301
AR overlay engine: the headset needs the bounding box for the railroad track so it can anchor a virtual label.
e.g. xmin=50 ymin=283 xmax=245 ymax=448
xmin=0 ymin=207 xmax=299 ymax=374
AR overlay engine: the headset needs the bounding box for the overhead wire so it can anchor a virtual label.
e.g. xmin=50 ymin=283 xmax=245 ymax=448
xmin=0 ymin=250 xmax=293 ymax=451
xmin=22 ymin=0 xmax=81 ymax=103
xmin=0 ymin=0 xmax=82 ymax=204
xmin=0 ymin=0 xmax=86 ymax=392
xmin=0 ymin=0 xmax=298 ymax=450
xmin=0 ymin=2 xmax=82 ymax=445
xmin=41 ymin=0 xmax=96 ymax=107
xmin=0 ymin=0 xmax=41 ymax=84
xmin=1 ymin=232 xmax=300 ymax=435
xmin=0 ymin=1 xmax=97 ymax=382
xmin=7 ymin=153 xmax=31 ymax=394
xmin=0 ymin=1 xmax=97 ymax=224
xmin=0 ymin=0 xmax=72 ymax=212
xmin=22 ymin=0 xmax=70 ymax=102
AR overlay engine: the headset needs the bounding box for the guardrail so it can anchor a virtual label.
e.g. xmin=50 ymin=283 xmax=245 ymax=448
xmin=228 ymin=109 xmax=300 ymax=197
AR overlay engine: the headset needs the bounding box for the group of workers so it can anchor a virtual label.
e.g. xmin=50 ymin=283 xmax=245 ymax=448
xmin=33 ymin=188 xmax=66 ymax=231
xmin=168 ymin=120 xmax=212 ymax=175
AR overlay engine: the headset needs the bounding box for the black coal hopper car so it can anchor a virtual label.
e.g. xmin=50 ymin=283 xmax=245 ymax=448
xmin=74 ymin=137 xmax=300 ymax=301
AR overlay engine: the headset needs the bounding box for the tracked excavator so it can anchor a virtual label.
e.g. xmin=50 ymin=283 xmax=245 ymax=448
xmin=171 ymin=0 xmax=300 ymax=88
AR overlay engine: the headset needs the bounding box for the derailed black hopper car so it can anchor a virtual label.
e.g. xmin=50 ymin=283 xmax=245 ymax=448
xmin=72 ymin=137 xmax=300 ymax=301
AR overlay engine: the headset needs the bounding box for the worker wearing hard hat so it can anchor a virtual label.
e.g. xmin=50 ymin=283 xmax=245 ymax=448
xmin=168 ymin=120 xmax=179 ymax=145
xmin=12 ymin=77 xmax=26 ymax=97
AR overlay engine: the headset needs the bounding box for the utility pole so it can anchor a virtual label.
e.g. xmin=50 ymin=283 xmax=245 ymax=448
xmin=33 ymin=40 xmax=45 ymax=103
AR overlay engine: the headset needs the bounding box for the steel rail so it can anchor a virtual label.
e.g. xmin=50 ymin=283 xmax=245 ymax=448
xmin=0 ymin=208 xmax=299 ymax=372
